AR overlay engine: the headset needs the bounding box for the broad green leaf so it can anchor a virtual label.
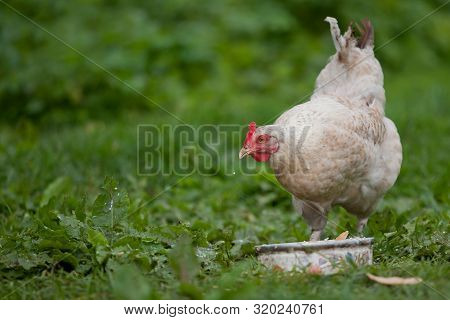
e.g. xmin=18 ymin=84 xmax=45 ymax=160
xmin=74 ymin=195 xmax=87 ymax=222
xmin=92 ymin=177 xmax=130 ymax=228
xmin=109 ymin=263 xmax=152 ymax=299
xmin=87 ymin=228 xmax=108 ymax=247
xmin=58 ymin=214 xmax=83 ymax=239
xmin=87 ymin=228 xmax=109 ymax=264
xmin=40 ymin=176 xmax=72 ymax=207
xmin=168 ymin=235 xmax=199 ymax=284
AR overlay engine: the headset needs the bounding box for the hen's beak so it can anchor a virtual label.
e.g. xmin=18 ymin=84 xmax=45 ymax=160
xmin=239 ymin=147 xmax=250 ymax=159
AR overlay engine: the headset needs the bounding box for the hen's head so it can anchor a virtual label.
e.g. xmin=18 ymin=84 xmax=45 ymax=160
xmin=239 ymin=122 xmax=280 ymax=162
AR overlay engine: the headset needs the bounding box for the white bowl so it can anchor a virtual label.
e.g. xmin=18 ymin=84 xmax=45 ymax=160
xmin=255 ymin=237 xmax=373 ymax=274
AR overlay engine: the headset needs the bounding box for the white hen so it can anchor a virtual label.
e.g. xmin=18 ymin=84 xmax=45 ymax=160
xmin=239 ymin=17 xmax=402 ymax=240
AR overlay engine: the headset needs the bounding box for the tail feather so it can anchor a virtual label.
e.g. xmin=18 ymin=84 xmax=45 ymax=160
xmin=355 ymin=19 xmax=374 ymax=49
xmin=324 ymin=17 xmax=355 ymax=52
xmin=324 ymin=17 xmax=344 ymax=51
xmin=312 ymin=17 xmax=384 ymax=114
xmin=324 ymin=16 xmax=374 ymax=55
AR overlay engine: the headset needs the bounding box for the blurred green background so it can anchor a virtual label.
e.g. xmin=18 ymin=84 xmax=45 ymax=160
xmin=0 ymin=0 xmax=449 ymax=299
xmin=1 ymin=0 xmax=448 ymax=123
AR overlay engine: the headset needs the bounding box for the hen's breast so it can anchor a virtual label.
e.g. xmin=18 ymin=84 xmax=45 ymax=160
xmin=271 ymin=98 xmax=377 ymax=203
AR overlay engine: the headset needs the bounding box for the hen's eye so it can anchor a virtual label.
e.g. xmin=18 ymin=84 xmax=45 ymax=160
xmin=257 ymin=136 xmax=264 ymax=143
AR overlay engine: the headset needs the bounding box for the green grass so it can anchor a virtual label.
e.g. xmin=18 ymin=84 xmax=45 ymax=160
xmin=0 ymin=69 xmax=448 ymax=299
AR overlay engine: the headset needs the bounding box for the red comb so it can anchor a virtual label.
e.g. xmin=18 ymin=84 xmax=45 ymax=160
xmin=244 ymin=121 xmax=256 ymax=145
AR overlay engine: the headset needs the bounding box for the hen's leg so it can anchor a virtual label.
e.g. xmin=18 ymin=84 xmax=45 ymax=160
xmin=355 ymin=202 xmax=376 ymax=234
xmin=357 ymin=217 xmax=369 ymax=233
xmin=310 ymin=230 xmax=322 ymax=241
xmin=293 ymin=197 xmax=329 ymax=241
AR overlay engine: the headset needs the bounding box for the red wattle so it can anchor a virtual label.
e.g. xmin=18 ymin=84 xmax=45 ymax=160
xmin=252 ymin=152 xmax=271 ymax=162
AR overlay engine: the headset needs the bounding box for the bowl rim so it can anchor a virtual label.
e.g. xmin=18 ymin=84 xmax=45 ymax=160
xmin=255 ymin=237 xmax=374 ymax=254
